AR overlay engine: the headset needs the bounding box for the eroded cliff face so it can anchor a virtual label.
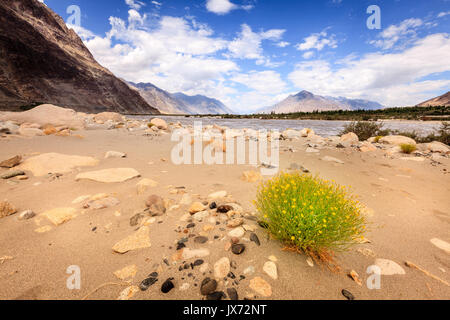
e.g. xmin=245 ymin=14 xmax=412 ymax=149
xmin=0 ymin=0 xmax=159 ymax=114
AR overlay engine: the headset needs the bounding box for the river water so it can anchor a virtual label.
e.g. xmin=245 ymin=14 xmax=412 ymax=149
xmin=130 ymin=115 xmax=442 ymax=137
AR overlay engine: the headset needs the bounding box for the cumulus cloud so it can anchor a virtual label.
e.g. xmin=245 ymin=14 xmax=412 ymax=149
xmin=289 ymin=33 xmax=450 ymax=106
xmin=370 ymin=18 xmax=424 ymax=50
xmin=231 ymin=70 xmax=287 ymax=94
xmin=206 ymin=0 xmax=254 ymax=15
xmin=125 ymin=0 xmax=145 ymax=10
xmin=296 ymin=30 xmax=338 ymax=51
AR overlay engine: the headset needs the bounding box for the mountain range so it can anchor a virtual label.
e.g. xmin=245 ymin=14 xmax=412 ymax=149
xmin=260 ymin=90 xmax=385 ymax=114
xmin=417 ymin=91 xmax=450 ymax=107
xmin=128 ymin=82 xmax=234 ymax=115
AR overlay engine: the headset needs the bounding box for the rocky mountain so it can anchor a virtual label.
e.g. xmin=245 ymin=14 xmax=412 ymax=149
xmin=417 ymin=91 xmax=450 ymax=107
xmin=129 ymin=82 xmax=233 ymax=115
xmin=262 ymin=90 xmax=384 ymax=114
xmin=0 ymin=0 xmax=159 ymax=114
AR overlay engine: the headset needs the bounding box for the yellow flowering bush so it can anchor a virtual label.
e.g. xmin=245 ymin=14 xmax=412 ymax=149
xmin=255 ymin=172 xmax=367 ymax=257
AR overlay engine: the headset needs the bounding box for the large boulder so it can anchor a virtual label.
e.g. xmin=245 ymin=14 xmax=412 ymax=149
xmin=149 ymin=118 xmax=168 ymax=130
xmin=94 ymin=112 xmax=124 ymax=123
xmin=18 ymin=153 xmax=99 ymax=176
xmin=300 ymin=128 xmax=315 ymax=137
xmin=0 ymin=121 xmax=19 ymax=134
xmin=340 ymin=132 xmax=359 ymax=145
xmin=0 ymin=104 xmax=86 ymax=130
xmin=425 ymin=141 xmax=450 ymax=154
xmin=379 ymin=135 xmax=416 ymax=146
xmin=282 ymin=129 xmax=301 ymax=140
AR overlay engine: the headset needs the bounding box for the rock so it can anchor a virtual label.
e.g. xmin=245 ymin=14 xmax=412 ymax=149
xmin=227 ymin=288 xmax=238 ymax=300
xmin=130 ymin=213 xmax=146 ymax=227
xmin=150 ymin=118 xmax=168 ymax=130
xmin=321 ymin=156 xmax=344 ymax=164
xmin=227 ymin=218 xmax=244 ymax=228
xmin=217 ymin=205 xmax=233 ymax=213
xmin=243 ymin=266 xmax=255 ymax=275
xmin=207 ymin=292 xmax=225 ymax=300
xmin=374 ymin=258 xmax=406 ymax=275
xmin=112 ymin=226 xmax=151 ymax=254
xmin=231 ymin=244 xmax=245 ymax=255
xmin=76 ymin=168 xmax=140 ymax=183
xmin=263 ymin=261 xmax=278 ymax=280
xmin=0 ymin=155 xmax=22 ymax=168
xmin=85 ymin=197 xmax=120 ymax=210
xmin=139 ymin=276 xmax=158 ymax=291
xmin=200 ymin=278 xmax=217 ymax=295
xmin=189 ymin=202 xmax=206 ymax=214
xmin=250 ymin=233 xmax=260 ymax=246
xmin=209 ymin=202 xmax=217 ymax=210
xmin=306 ymin=257 xmax=314 ymax=267
xmin=94 ymin=112 xmax=124 ymax=123
xmin=0 ymin=201 xmax=17 ymax=218
xmin=117 ymin=286 xmax=139 ymax=300
xmin=18 ymin=153 xmax=99 ymax=177
xmin=114 ymin=265 xmax=138 ymax=280
xmin=43 ymin=126 xmax=57 ymax=135
xmin=72 ymin=195 xmax=91 ymax=204
xmin=340 ymin=132 xmax=359 ymax=145
xmin=35 ymin=225 xmax=52 ymax=233
xmin=208 ymin=191 xmax=227 ymax=199
xmin=105 ymin=151 xmax=127 ymax=159
xmin=379 ymin=135 xmax=416 ymax=146
xmin=179 ymin=194 xmax=192 ymax=206
xmin=430 ymin=238 xmax=450 ymax=254
xmin=193 ymin=210 xmax=209 ymax=221
xmin=300 ymin=128 xmax=314 ymax=137
xmin=249 ymin=277 xmax=272 ymax=297
xmin=214 ymin=257 xmax=230 ymax=279
xmin=180 ymin=248 xmax=210 ymax=260
xmin=348 ymin=270 xmax=362 ymax=286
xmin=1 ymin=170 xmax=25 ymax=179
xmin=359 ymin=142 xmax=377 ymax=152
xmin=241 ymin=170 xmax=262 ymax=182
xmin=136 ymin=178 xmax=158 ymax=195
xmin=228 ymin=227 xmax=245 ymax=238
xmin=194 ymin=236 xmax=209 ymax=244
xmin=145 ymin=195 xmax=166 ymax=216
xmin=42 ymin=207 xmax=77 ymax=226
xmin=342 ymin=289 xmax=354 ymax=300
xmin=161 ymin=279 xmax=175 ymax=293
xmin=18 ymin=210 xmax=35 ymax=220
xmin=0 ymin=121 xmax=19 ymax=134
xmin=283 ymin=129 xmax=301 ymax=139
xmin=268 ymin=255 xmax=278 ymax=262
xmin=425 ymin=141 xmax=450 ymax=153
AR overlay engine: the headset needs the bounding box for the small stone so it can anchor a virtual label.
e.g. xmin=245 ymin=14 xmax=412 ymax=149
xmin=112 ymin=226 xmax=151 ymax=254
xmin=249 ymin=277 xmax=272 ymax=297
xmin=374 ymin=258 xmax=406 ymax=275
xmin=180 ymin=283 xmax=190 ymax=291
xmin=306 ymin=257 xmax=314 ymax=267
xmin=193 ymin=259 xmax=204 ymax=267
xmin=430 ymin=238 xmax=450 ymax=254
xmin=189 ymin=202 xmax=206 ymax=214
xmin=180 ymin=248 xmax=210 ymax=260
xmin=117 ymin=286 xmax=139 ymax=300
xmin=42 ymin=207 xmax=77 ymax=226
xmin=342 ymin=289 xmax=354 ymax=300
xmin=227 ymin=218 xmax=244 ymax=228
xmin=105 ymin=151 xmax=126 ymax=159
xmin=161 ymin=279 xmax=175 ymax=293
xmin=114 ymin=265 xmax=138 ymax=280
xmin=0 ymin=201 xmax=18 ymax=218
xmin=193 ymin=210 xmax=209 ymax=221
xmin=139 ymin=277 xmax=158 ymax=291
xmin=263 ymin=261 xmax=278 ymax=280
xmin=194 ymin=236 xmax=208 ymax=244
xmin=214 ymin=257 xmax=230 ymax=280
xmin=1 ymin=170 xmax=25 ymax=179
xmin=228 ymin=227 xmax=245 ymax=238
xmin=348 ymin=270 xmax=362 ymax=286
xmin=18 ymin=210 xmax=35 ymax=220
xmin=209 ymin=202 xmax=217 ymax=209
xmin=207 ymin=292 xmax=224 ymax=300
xmin=217 ymin=205 xmax=233 ymax=213
xmin=243 ymin=266 xmax=255 ymax=275
xmin=145 ymin=195 xmax=166 ymax=216
xmin=227 ymin=288 xmax=238 ymax=300
xmin=231 ymin=244 xmax=245 ymax=255
xmin=250 ymin=233 xmax=260 ymax=246
xmin=200 ymin=277 xmax=217 ymax=295
xmin=0 ymin=155 xmax=22 ymax=168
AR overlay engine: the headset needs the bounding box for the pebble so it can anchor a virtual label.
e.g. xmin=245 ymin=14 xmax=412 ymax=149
xmin=192 ymin=210 xmax=209 ymax=221
xmin=217 ymin=205 xmax=233 ymax=213
xmin=189 ymin=202 xmax=206 ymax=214
xmin=430 ymin=238 xmax=450 ymax=254
xmin=209 ymin=202 xmax=217 ymax=209
xmin=231 ymin=244 xmax=246 ymax=255
xmin=214 ymin=257 xmax=230 ymax=279
xmin=18 ymin=210 xmax=35 ymax=220
xmin=161 ymin=279 xmax=175 ymax=293
xmin=249 ymin=277 xmax=272 ymax=297
xmin=250 ymin=233 xmax=260 ymax=246
xmin=194 ymin=236 xmax=208 ymax=244
xmin=227 ymin=218 xmax=244 ymax=228
xmin=117 ymin=286 xmax=139 ymax=300
xmin=263 ymin=261 xmax=278 ymax=280
xmin=374 ymin=258 xmax=406 ymax=275
xmin=180 ymin=283 xmax=190 ymax=291
xmin=227 ymin=288 xmax=238 ymax=300
xmin=228 ymin=227 xmax=245 ymax=238
xmin=0 ymin=155 xmax=22 ymax=168
xmin=342 ymin=289 xmax=354 ymax=300
xmin=145 ymin=195 xmax=166 ymax=216
xmin=1 ymin=170 xmax=25 ymax=179
xmin=200 ymin=278 xmax=217 ymax=295
xmin=243 ymin=266 xmax=255 ymax=275
xmin=207 ymin=291 xmax=224 ymax=300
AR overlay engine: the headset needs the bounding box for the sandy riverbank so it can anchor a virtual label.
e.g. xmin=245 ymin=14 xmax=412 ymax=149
xmin=0 ymin=108 xmax=449 ymax=300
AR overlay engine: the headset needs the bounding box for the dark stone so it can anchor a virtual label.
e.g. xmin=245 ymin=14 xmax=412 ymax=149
xmin=161 ymin=279 xmax=175 ymax=293
xmin=250 ymin=233 xmax=260 ymax=246
xmin=207 ymin=291 xmax=224 ymax=300
xmin=148 ymin=272 xmax=158 ymax=278
xmin=231 ymin=243 xmax=245 ymax=255
xmin=130 ymin=213 xmax=146 ymax=226
xmin=227 ymin=272 xmax=236 ymax=279
xmin=336 ymin=143 xmax=345 ymax=149
xmin=227 ymin=288 xmax=238 ymax=300
xmin=186 ymin=223 xmax=195 ymax=229
xmin=139 ymin=277 xmax=158 ymax=291
xmin=163 ymin=259 xmax=170 ymax=266
xmin=194 ymin=236 xmax=208 ymax=244
xmin=145 ymin=195 xmax=166 ymax=216
xmin=258 ymin=221 xmax=269 ymax=229
xmin=217 ymin=205 xmax=233 ymax=213
xmin=200 ymin=278 xmax=217 ymax=295
xmin=177 ymin=242 xmax=186 ymax=250
xmin=342 ymin=289 xmax=355 ymax=300
xmin=193 ymin=259 xmax=204 ymax=267
xmin=209 ymin=202 xmax=217 ymax=209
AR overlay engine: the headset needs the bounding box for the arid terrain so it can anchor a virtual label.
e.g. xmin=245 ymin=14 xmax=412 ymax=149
xmin=0 ymin=105 xmax=449 ymax=300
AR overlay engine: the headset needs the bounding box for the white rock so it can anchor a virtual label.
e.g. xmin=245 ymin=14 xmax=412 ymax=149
xmin=192 ymin=210 xmax=209 ymax=221
xmin=263 ymin=261 xmax=278 ymax=280
xmin=340 ymin=132 xmax=359 ymax=144
xmin=105 ymin=151 xmax=126 ymax=159
xmin=425 ymin=141 xmax=450 ymax=153
xmin=430 ymin=238 xmax=450 ymax=254
xmin=374 ymin=258 xmax=406 ymax=275
xmin=379 ymin=135 xmax=416 ymax=146
xmin=243 ymin=266 xmax=255 ymax=275
xmin=182 ymin=248 xmax=210 ymax=260
xmin=214 ymin=257 xmax=230 ymax=279
xmin=228 ymin=227 xmax=245 ymax=238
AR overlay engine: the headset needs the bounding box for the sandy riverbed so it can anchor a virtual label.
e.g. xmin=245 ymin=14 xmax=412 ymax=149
xmin=0 ymin=127 xmax=449 ymax=300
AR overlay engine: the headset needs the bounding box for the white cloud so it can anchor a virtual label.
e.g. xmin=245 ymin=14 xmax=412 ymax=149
xmin=227 ymin=24 xmax=285 ymax=66
xmin=296 ymin=30 xmax=338 ymax=51
xmin=370 ymin=18 xmax=424 ymax=50
xmin=125 ymin=0 xmax=145 ymax=10
xmin=437 ymin=11 xmax=450 ymax=18
xmin=289 ymin=33 xmax=450 ymax=106
xmin=231 ymin=70 xmax=287 ymax=94
xmin=206 ymin=0 xmax=254 ymax=15
xmin=276 ymin=41 xmax=290 ymax=48
xmin=302 ymin=51 xmax=314 ymax=59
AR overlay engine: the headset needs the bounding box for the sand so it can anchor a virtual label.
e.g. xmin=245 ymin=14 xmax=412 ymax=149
xmin=0 ymin=127 xmax=449 ymax=300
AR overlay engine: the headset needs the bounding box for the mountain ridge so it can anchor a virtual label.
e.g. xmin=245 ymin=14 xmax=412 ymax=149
xmin=417 ymin=91 xmax=450 ymax=107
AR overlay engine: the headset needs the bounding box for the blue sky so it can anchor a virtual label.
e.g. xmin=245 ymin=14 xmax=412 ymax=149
xmin=41 ymin=0 xmax=450 ymax=112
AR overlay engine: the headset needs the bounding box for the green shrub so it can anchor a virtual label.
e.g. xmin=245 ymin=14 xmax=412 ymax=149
xmin=255 ymin=172 xmax=367 ymax=259
xmin=374 ymin=136 xmax=383 ymax=143
xmin=400 ymin=143 xmax=417 ymax=154
xmin=340 ymin=121 xmax=385 ymax=141
xmin=147 ymin=122 xmax=155 ymax=128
